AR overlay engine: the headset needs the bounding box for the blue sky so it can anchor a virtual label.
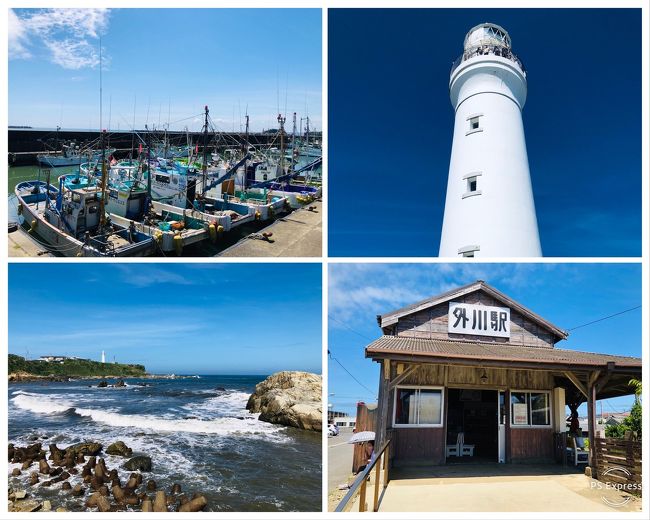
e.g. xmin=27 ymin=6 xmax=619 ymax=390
xmin=328 ymin=263 xmax=642 ymax=416
xmin=9 ymin=263 xmax=322 ymax=375
xmin=9 ymin=8 xmax=322 ymax=132
xmin=329 ymin=8 xmax=641 ymax=257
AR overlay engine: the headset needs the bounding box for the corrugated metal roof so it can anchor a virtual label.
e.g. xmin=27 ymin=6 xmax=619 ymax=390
xmin=365 ymin=335 xmax=641 ymax=368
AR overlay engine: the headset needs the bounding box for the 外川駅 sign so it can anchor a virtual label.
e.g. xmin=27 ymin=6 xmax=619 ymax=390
xmin=448 ymin=302 xmax=511 ymax=338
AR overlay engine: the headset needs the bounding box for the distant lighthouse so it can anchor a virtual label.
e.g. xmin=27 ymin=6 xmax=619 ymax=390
xmin=439 ymin=23 xmax=541 ymax=257
xmin=101 ymin=350 xmax=105 ymax=363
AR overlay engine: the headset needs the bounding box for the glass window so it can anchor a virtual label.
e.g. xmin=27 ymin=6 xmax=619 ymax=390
xmin=395 ymin=388 xmax=416 ymax=425
xmin=467 ymin=177 xmax=478 ymax=192
xmin=470 ymin=117 xmax=480 ymax=130
xmin=530 ymin=393 xmax=550 ymax=425
xmin=394 ymin=388 xmax=442 ymax=426
xmin=418 ymin=390 xmax=442 ymax=424
xmin=511 ymin=392 xmax=550 ymax=426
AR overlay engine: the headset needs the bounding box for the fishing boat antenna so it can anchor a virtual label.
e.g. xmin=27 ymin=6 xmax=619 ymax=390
xmin=99 ymin=36 xmax=103 ymax=135
xmin=202 ymin=105 xmax=209 ymax=195
xmin=130 ymin=95 xmax=136 ymax=162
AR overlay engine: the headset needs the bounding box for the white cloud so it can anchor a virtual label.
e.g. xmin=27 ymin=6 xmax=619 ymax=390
xmin=8 ymin=9 xmax=31 ymax=59
xmin=9 ymin=8 xmax=111 ymax=69
xmin=112 ymin=265 xmax=198 ymax=288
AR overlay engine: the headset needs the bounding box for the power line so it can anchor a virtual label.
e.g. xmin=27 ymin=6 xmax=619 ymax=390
xmin=328 ymin=349 xmax=376 ymax=396
xmin=328 ymin=315 xmax=374 ymax=341
xmin=568 ymin=305 xmax=641 ymax=332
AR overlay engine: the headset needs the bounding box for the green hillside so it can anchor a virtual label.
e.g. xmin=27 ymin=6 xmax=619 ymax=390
xmin=8 ymin=354 xmax=146 ymax=377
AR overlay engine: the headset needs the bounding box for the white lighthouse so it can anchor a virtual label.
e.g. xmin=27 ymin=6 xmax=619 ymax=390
xmin=101 ymin=350 xmax=105 ymax=363
xmin=439 ymin=23 xmax=541 ymax=258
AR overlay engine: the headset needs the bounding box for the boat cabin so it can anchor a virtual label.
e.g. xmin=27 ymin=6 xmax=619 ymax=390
xmin=366 ymin=281 xmax=641 ymax=469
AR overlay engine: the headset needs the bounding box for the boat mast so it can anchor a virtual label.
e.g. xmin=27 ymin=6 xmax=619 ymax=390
xmin=146 ymin=124 xmax=152 ymax=201
xmin=291 ymin=112 xmax=297 ymax=171
xmin=244 ymin=113 xmax=249 ymax=156
xmin=202 ymin=105 xmax=209 ymax=195
xmin=278 ymin=113 xmax=286 ymax=175
xmin=99 ymin=130 xmax=108 ymax=229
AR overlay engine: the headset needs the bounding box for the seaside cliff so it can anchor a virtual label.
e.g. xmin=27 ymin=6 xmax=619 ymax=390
xmin=246 ymin=371 xmax=322 ymax=432
xmin=8 ymin=354 xmax=147 ymax=381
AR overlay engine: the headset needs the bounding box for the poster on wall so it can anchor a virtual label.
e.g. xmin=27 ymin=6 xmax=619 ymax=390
xmin=448 ymin=302 xmax=511 ymax=338
xmin=513 ymin=403 xmax=528 ymax=425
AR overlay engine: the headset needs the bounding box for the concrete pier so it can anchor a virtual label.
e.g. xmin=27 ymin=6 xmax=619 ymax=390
xmin=8 ymin=226 xmax=55 ymax=257
xmin=218 ymin=200 xmax=322 ymax=257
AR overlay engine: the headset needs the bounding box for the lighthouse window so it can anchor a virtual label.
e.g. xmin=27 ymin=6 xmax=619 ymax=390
xmin=466 ymin=114 xmax=484 ymax=136
xmin=458 ymin=245 xmax=480 ymax=257
xmin=462 ymin=172 xmax=482 ymax=199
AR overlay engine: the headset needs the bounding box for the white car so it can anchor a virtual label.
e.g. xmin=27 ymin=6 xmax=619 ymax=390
xmin=328 ymin=424 xmax=339 ymax=436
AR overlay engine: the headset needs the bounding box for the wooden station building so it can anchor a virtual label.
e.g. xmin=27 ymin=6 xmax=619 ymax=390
xmin=366 ymin=281 xmax=641 ymax=469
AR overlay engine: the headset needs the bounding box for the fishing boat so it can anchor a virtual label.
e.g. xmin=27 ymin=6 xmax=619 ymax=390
xmin=15 ymin=179 xmax=154 ymax=257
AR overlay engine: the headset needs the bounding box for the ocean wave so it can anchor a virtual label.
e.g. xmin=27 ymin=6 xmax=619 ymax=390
xmin=11 ymin=392 xmax=286 ymax=439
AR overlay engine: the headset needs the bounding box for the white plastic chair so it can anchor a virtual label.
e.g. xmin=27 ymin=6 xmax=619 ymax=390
xmin=446 ymin=434 xmax=460 ymax=457
xmin=459 ymin=432 xmax=475 ymax=457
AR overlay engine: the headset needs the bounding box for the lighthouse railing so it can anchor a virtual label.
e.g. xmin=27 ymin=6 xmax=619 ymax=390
xmin=451 ymin=45 xmax=525 ymax=75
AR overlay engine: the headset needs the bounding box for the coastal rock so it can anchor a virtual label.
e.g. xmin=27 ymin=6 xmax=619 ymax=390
xmin=10 ymin=499 xmax=41 ymax=512
xmin=123 ymin=456 xmax=152 ymax=472
xmin=114 ymin=379 xmax=126 ymax=387
xmin=66 ymin=442 xmax=103 ymax=457
xmin=178 ymin=495 xmax=207 ymax=512
xmin=97 ymin=380 xmax=108 ymax=388
xmin=246 ymin=371 xmax=322 ymax=431
xmin=106 ymin=441 xmax=132 ymax=457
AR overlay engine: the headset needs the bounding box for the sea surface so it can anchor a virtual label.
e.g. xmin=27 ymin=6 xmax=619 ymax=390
xmin=8 ymin=375 xmax=322 ymax=512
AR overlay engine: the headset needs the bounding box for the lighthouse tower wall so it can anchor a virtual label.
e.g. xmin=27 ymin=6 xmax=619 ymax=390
xmin=439 ymin=54 xmax=542 ymax=257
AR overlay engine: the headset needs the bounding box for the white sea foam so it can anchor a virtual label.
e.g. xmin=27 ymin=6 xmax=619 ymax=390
xmin=12 ymin=393 xmax=74 ymax=414
xmin=11 ymin=392 xmax=287 ymax=440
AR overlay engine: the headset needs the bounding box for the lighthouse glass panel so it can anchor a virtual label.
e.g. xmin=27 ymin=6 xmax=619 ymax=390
xmin=470 ymin=117 xmax=479 ymax=130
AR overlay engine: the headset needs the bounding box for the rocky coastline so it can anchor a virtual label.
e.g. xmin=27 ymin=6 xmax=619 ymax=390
xmin=8 ymin=440 xmax=207 ymax=512
xmin=246 ymin=371 xmax=322 ymax=432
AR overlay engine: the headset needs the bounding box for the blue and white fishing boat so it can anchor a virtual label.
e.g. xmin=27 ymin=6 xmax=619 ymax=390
xmin=15 ymin=179 xmax=154 ymax=257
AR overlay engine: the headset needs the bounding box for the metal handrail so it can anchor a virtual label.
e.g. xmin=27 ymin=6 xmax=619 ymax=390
xmin=451 ymin=45 xmax=526 ymax=76
xmin=334 ymin=440 xmax=391 ymax=513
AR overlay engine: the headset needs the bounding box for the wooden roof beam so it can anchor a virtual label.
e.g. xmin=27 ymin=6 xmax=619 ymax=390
xmin=563 ymin=370 xmax=588 ymax=399
xmin=389 ymin=364 xmax=420 ymax=390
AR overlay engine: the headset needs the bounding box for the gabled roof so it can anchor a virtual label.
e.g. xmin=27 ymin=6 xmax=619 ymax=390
xmin=377 ymin=280 xmax=568 ymax=341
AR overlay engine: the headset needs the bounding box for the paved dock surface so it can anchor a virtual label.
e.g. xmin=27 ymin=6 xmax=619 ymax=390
xmin=8 ymin=226 xmax=54 ymax=257
xmin=218 ymin=200 xmax=322 ymax=257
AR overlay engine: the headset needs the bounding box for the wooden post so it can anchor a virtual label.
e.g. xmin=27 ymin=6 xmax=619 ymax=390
xmin=376 ymin=361 xmax=386 ymax=448
xmin=383 ymin=444 xmax=390 ymax=489
xmin=373 ymin=458 xmax=381 ymax=511
xmin=359 ymin=478 xmax=367 ymax=512
xmin=587 ymin=377 xmax=597 ymax=475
